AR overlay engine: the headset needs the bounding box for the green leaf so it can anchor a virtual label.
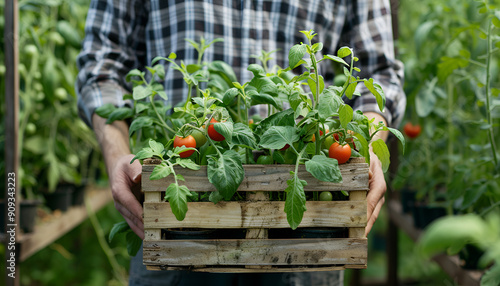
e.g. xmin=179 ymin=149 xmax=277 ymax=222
xmin=415 ymin=78 xmax=438 ymax=117
xmin=305 ymin=155 xmax=342 ymax=183
xmin=208 ymin=61 xmax=238 ymax=85
xmin=207 ymin=150 xmax=244 ymax=200
xmin=318 ymin=86 xmax=343 ymax=121
xmin=95 ymin=103 xmax=117 ymax=118
xmin=418 ymin=214 xmax=489 ymax=258
xmin=164 ymin=183 xmax=193 ymax=221
xmin=129 ymin=117 xmax=154 ymax=136
xmin=345 ymin=80 xmax=358 ymax=100
xmin=176 ymin=158 xmax=200 ymax=170
xmin=371 ymin=139 xmax=390 ymax=173
xmin=353 ymin=133 xmax=370 ymax=163
xmin=126 ymin=232 xmax=143 ymax=257
xmin=288 ymin=44 xmax=307 ymax=69
xmin=273 ymin=150 xmax=286 ymax=164
xmin=259 ymin=126 xmax=299 ymax=150
xmin=437 ymin=56 xmax=469 ymax=82
xmin=337 ymin=47 xmax=352 ymax=58
xmin=363 ymin=79 xmax=386 ymax=112
xmin=339 ymin=104 xmax=353 ymax=129
xmin=154 ymin=64 xmax=166 ymax=79
xmin=109 ymin=221 xmax=130 ymax=243
xmin=149 ymin=139 xmax=165 ymax=154
xmin=133 ymin=85 xmax=153 ymax=100
xmin=131 ymin=147 xmax=155 ymax=163
xmin=494 ymin=11 xmax=500 ymax=28
xmin=250 ymin=93 xmax=281 ymax=110
xmin=284 ymin=173 xmax=307 ymax=229
xmin=481 ymin=264 xmax=500 ymax=286
xmin=222 ymin=88 xmax=239 ymax=106
xmin=150 ymin=162 xmax=172 ymax=180
xmin=231 ymin=123 xmax=258 ymax=149
xmin=106 ymin=107 xmax=134 ymax=124
xmin=213 ymin=120 xmax=234 ymax=145
xmin=414 ymin=21 xmax=437 ymax=55
xmin=254 ymin=109 xmax=295 ymax=136
xmin=247 ymin=64 xmax=266 ymax=76
xmin=152 ymin=83 xmax=167 ymax=100
xmin=24 ymin=136 xmax=47 ymax=154
xmin=323 ymin=54 xmax=349 ymax=66
xmin=387 ymin=127 xmax=405 ymax=154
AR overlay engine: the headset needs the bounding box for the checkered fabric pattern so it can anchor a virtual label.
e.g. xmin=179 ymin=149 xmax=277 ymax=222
xmin=76 ymin=0 xmax=406 ymax=128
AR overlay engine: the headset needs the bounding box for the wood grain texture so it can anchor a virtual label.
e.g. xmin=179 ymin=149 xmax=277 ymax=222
xmin=144 ymin=201 xmax=367 ymax=229
xmin=142 ymin=162 xmax=369 ymax=193
xmin=143 ymin=238 xmax=367 ymax=266
xmin=145 ymin=264 xmax=367 ymax=272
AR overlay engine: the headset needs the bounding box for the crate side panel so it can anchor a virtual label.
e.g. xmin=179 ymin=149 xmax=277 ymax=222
xmin=143 ymin=238 xmax=367 ymax=266
xmin=142 ymin=163 xmax=369 ymax=192
xmin=144 ymin=201 xmax=366 ymax=229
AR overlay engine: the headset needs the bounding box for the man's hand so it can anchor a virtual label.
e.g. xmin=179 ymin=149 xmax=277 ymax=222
xmin=363 ymin=111 xmax=388 ymax=237
xmin=365 ymin=152 xmax=386 ymax=236
xmin=92 ymin=114 xmax=145 ymax=239
xmin=110 ymin=154 xmax=144 ymax=239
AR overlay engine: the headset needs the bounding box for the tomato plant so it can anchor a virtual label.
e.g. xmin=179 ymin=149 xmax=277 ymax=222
xmin=173 ymin=135 xmax=196 ymax=158
xmin=190 ymin=129 xmax=207 ymax=148
xmin=329 ymin=142 xmax=351 ymax=164
xmin=403 ymin=122 xmax=421 ymax=139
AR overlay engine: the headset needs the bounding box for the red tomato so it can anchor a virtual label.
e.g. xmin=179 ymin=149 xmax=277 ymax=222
xmin=279 ymin=144 xmax=290 ymax=151
xmin=328 ymin=142 xmax=351 ymax=164
xmin=173 ymin=135 xmax=196 ymax=158
xmin=207 ymin=118 xmax=225 ymax=141
xmin=403 ymin=122 xmax=421 ymax=139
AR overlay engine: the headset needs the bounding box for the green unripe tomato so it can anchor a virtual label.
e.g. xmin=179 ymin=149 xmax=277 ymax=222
xmin=24 ymin=44 xmax=38 ymax=57
xmin=333 ymin=74 xmax=348 ymax=86
xmin=34 ymin=82 xmax=43 ymax=92
xmin=322 ymin=134 xmax=335 ymax=149
xmin=0 ymin=65 xmax=5 ymax=76
xmin=25 ymin=122 xmax=36 ymax=135
xmin=256 ymin=155 xmax=273 ymax=165
xmin=67 ymin=154 xmax=80 ymax=167
xmin=190 ymin=129 xmax=207 ymax=148
xmin=319 ymin=191 xmax=333 ymax=201
xmin=54 ymin=87 xmax=67 ymax=101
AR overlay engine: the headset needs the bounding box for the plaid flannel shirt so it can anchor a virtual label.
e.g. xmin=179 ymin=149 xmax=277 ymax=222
xmin=76 ymin=0 xmax=406 ymax=128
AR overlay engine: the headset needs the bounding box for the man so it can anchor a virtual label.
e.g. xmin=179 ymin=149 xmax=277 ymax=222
xmin=76 ymin=1 xmax=405 ymax=285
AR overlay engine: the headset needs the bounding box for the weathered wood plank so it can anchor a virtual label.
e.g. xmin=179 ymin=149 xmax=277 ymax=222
xmin=145 ymin=264 xmax=367 ymax=272
xmin=142 ymin=163 xmax=369 ymax=192
xmin=349 ymin=191 xmax=367 ymax=238
xmin=143 ymin=238 xmax=367 ymax=266
xmin=143 ymin=201 xmax=366 ymax=229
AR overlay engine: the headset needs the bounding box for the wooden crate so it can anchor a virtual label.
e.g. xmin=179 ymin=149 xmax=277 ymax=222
xmin=142 ymin=157 xmax=368 ymax=272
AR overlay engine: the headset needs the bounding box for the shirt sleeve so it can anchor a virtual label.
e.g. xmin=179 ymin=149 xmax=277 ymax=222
xmin=340 ymin=0 xmax=406 ymax=128
xmin=75 ymin=0 xmax=149 ymax=127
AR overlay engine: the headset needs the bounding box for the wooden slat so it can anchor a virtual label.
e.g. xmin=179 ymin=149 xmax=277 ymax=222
xmin=142 ymin=162 xmax=369 ymax=193
xmin=146 ymin=264 xmax=367 ymax=272
xmin=143 ymin=201 xmax=366 ymax=229
xmin=143 ymin=238 xmax=367 ymax=266
xmin=349 ymin=191 xmax=367 ymax=238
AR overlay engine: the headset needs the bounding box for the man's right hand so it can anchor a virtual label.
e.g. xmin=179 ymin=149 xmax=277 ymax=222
xmin=92 ymin=114 xmax=145 ymax=239
xmin=110 ymin=154 xmax=144 ymax=239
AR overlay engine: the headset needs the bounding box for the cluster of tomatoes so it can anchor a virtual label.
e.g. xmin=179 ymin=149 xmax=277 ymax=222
xmin=173 ymin=118 xmax=224 ymax=158
xmin=174 ymin=120 xmax=355 ymax=166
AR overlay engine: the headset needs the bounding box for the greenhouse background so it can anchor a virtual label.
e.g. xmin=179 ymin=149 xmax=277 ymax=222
xmin=1 ymin=0 xmax=499 ymax=285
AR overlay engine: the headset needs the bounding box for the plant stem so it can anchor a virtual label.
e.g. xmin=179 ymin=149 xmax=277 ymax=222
xmin=484 ymin=22 xmax=498 ymax=166
xmin=85 ymin=199 xmax=128 ymax=286
xmin=149 ymin=95 xmax=174 ymax=139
